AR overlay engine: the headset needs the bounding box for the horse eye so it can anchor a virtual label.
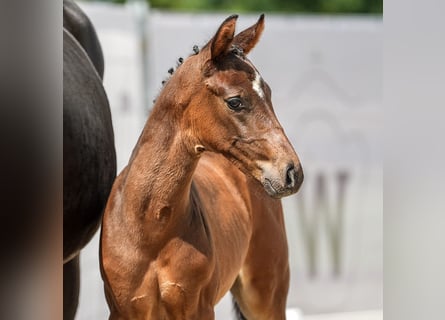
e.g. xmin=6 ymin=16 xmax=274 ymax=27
xmin=225 ymin=97 xmax=243 ymax=111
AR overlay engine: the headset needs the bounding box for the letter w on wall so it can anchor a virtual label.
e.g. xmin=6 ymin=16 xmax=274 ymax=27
xmin=297 ymin=171 xmax=349 ymax=278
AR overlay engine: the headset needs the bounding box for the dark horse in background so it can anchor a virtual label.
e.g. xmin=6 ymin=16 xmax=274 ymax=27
xmin=63 ymin=0 xmax=116 ymax=319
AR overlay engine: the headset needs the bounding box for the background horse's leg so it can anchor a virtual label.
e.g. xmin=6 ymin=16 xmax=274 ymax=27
xmin=63 ymin=255 xmax=80 ymax=320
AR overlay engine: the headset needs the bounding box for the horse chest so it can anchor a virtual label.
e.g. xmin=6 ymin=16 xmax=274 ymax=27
xmin=147 ymin=205 xmax=249 ymax=306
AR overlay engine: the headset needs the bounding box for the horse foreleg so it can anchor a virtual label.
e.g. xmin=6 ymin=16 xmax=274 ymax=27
xmin=231 ymin=260 xmax=289 ymax=320
xmin=230 ymin=204 xmax=290 ymax=320
xmin=63 ymin=255 xmax=80 ymax=320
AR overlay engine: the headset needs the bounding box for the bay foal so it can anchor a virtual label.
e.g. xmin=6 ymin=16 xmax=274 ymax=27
xmin=101 ymin=15 xmax=303 ymax=319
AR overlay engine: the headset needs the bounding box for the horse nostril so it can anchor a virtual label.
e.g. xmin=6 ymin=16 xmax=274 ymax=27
xmin=285 ymin=163 xmax=296 ymax=188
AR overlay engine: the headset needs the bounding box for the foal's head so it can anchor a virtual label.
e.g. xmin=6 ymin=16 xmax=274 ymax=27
xmin=160 ymin=14 xmax=303 ymax=198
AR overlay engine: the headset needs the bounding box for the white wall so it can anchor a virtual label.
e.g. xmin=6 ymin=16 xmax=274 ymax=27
xmin=74 ymin=3 xmax=382 ymax=319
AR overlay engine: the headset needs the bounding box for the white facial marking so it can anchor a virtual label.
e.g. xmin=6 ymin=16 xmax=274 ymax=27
xmin=256 ymin=159 xmax=275 ymax=175
xmin=252 ymin=72 xmax=265 ymax=99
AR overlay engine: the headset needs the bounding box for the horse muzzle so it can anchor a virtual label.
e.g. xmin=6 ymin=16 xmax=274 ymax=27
xmin=261 ymin=162 xmax=304 ymax=198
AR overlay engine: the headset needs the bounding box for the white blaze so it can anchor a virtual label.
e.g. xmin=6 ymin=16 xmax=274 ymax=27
xmin=252 ymin=72 xmax=265 ymax=99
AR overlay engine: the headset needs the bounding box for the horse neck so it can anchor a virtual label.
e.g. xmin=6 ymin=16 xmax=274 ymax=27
xmin=124 ymin=99 xmax=198 ymax=221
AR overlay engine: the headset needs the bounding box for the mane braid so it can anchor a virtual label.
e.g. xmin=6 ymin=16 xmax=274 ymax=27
xmin=150 ymin=43 xmax=202 ymax=108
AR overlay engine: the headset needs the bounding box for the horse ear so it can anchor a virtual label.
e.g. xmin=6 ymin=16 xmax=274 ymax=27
xmin=232 ymin=14 xmax=265 ymax=55
xmin=210 ymin=14 xmax=238 ymax=60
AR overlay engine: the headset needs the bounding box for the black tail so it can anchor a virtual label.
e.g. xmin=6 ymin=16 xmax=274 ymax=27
xmin=232 ymin=296 xmax=247 ymax=320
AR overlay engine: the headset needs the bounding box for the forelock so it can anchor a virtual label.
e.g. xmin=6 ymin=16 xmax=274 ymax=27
xmin=212 ymin=52 xmax=256 ymax=80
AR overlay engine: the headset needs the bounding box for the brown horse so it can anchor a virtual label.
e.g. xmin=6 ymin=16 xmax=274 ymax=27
xmin=101 ymin=15 xmax=303 ymax=319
